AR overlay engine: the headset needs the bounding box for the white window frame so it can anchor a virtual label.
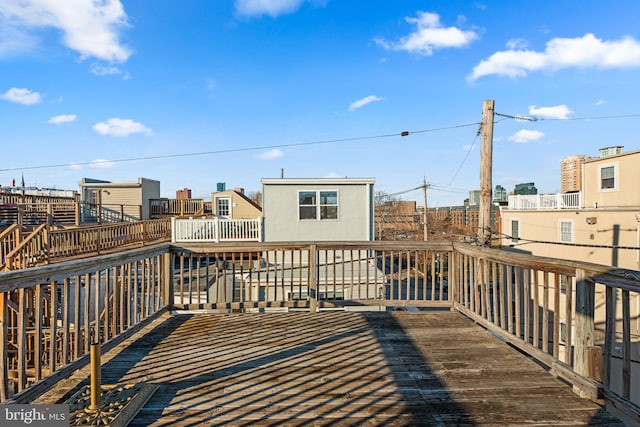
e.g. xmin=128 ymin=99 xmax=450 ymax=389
xmin=297 ymin=190 xmax=339 ymax=221
xmin=510 ymin=219 xmax=520 ymax=244
xmin=597 ymin=162 xmax=618 ymax=192
xmin=558 ymin=219 xmax=573 ymax=243
xmin=216 ymin=197 xmax=231 ymax=218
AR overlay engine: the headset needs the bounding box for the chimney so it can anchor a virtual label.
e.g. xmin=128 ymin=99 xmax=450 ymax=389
xmin=234 ymin=187 xmax=244 ymax=194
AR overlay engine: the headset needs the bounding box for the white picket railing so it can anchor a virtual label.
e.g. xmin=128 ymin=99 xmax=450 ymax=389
xmin=508 ymin=193 xmax=582 ymax=210
xmin=171 ymin=217 xmax=262 ymax=242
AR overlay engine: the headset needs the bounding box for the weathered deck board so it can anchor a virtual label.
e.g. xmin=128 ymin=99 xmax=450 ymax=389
xmin=33 ymin=311 xmax=622 ymax=426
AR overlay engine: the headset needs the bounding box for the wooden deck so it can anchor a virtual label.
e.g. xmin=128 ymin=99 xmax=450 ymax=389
xmin=33 ymin=310 xmax=622 ymax=426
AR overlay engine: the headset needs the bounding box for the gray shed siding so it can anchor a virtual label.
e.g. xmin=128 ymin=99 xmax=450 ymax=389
xmin=262 ymin=178 xmax=374 ymax=242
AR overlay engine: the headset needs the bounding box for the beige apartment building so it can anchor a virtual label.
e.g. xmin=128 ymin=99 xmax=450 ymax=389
xmin=500 ymin=148 xmax=640 ymax=403
xmin=503 ymin=148 xmax=640 ymax=270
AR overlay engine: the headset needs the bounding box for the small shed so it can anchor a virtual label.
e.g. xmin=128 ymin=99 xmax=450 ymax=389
xmin=261 ymin=177 xmax=375 ymax=242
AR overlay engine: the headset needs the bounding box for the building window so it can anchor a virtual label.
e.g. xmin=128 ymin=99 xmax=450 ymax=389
xmin=216 ymin=197 xmax=231 ymax=217
xmin=600 ymin=165 xmax=616 ymax=190
xmin=559 ymin=220 xmax=573 ymax=243
xmin=298 ymin=191 xmax=338 ymax=220
xmin=511 ymin=220 xmax=519 ymax=244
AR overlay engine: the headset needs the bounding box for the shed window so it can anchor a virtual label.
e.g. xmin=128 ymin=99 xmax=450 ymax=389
xmin=299 ymin=191 xmax=338 ymax=220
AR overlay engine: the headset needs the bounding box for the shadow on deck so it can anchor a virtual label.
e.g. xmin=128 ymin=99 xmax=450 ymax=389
xmin=34 ymin=311 xmax=621 ymax=426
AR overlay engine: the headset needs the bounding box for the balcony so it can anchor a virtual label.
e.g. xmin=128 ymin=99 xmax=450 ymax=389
xmin=0 ymin=241 xmax=638 ymax=425
xmin=507 ymin=192 xmax=582 ymax=210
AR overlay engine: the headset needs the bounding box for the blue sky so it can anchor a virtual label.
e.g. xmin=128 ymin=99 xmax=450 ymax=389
xmin=1 ymin=1 xmax=640 ymax=206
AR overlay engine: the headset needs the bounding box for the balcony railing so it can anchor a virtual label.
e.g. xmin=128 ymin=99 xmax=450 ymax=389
xmin=149 ymin=198 xmax=211 ymax=217
xmin=508 ymin=193 xmax=582 ymax=210
xmin=0 ymin=241 xmax=638 ymax=422
xmin=171 ymin=217 xmax=262 ymax=242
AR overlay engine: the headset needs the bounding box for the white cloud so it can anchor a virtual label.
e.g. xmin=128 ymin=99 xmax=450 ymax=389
xmin=259 ymin=148 xmax=283 ymax=159
xmin=506 ymin=38 xmax=528 ymax=50
xmin=374 ymin=11 xmax=478 ymax=56
xmin=0 ymin=87 xmax=41 ymax=105
xmin=348 ymin=95 xmax=384 ymax=112
xmin=89 ymin=159 xmax=114 ymax=168
xmin=508 ymin=129 xmax=544 ymax=143
xmin=235 ymin=0 xmax=305 ymax=18
xmin=67 ymin=163 xmax=82 ymax=170
xmin=470 ymin=33 xmax=640 ymax=80
xmin=92 ymin=118 xmax=153 ymax=137
xmin=595 ymin=99 xmax=607 ymax=106
xmin=0 ymin=0 xmax=132 ymax=63
xmin=90 ymin=63 xmax=129 ymax=79
xmin=528 ymin=104 xmax=573 ymax=119
xmin=48 ymin=114 xmax=77 ymax=124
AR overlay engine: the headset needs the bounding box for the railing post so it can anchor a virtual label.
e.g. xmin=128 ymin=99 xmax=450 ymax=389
xmin=449 ymin=250 xmax=457 ymax=310
xmin=75 ymin=201 xmax=81 ymax=226
xmin=573 ymin=268 xmax=596 ymax=397
xmin=141 ymin=221 xmax=146 ymax=246
xmin=163 ymin=251 xmax=174 ymax=308
xmin=0 ymin=291 xmax=8 ymax=401
xmin=309 ymin=244 xmax=318 ymax=313
xmin=171 ymin=217 xmax=176 ymax=243
xmin=44 ymin=224 xmax=50 ymax=264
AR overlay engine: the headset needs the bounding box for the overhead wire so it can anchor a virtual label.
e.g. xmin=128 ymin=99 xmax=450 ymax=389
xmin=496 ymin=232 xmax=640 ymax=250
xmin=0 ymin=121 xmax=480 ymax=172
xmin=447 ymin=123 xmax=482 ymax=185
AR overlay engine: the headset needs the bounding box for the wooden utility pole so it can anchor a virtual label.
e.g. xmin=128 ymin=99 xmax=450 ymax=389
xmin=479 ymin=99 xmax=495 ymax=246
xmin=422 ymin=177 xmax=428 ymax=241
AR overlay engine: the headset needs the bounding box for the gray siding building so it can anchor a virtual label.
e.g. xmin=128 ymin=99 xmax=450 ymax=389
xmin=261 ymin=178 xmax=375 ymax=242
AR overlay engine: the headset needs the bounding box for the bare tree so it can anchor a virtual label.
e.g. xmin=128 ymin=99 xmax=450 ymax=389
xmin=247 ymin=190 xmax=262 ymax=207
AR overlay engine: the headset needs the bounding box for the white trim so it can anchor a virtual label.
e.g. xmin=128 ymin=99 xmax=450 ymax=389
xmin=215 ymin=196 xmax=232 ymax=218
xmin=297 ymin=189 xmax=340 ymax=221
xmin=263 ymin=178 xmax=375 ymax=185
xmin=597 ymin=162 xmax=618 ymax=192
xmin=510 ymin=218 xmax=520 ymax=244
xmin=558 ymin=219 xmax=574 ymax=243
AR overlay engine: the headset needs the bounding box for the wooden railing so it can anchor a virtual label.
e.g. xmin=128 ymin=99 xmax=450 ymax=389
xmin=149 ymin=198 xmax=210 ymax=217
xmin=171 ymin=217 xmax=262 ymax=242
xmin=0 ymin=224 xmax=21 ymax=270
xmin=80 ymin=202 xmax=142 ymax=223
xmin=450 ymin=243 xmax=640 ymax=420
xmin=2 ymin=219 xmax=172 ymax=270
xmin=0 ymin=245 xmax=170 ymax=401
xmin=1 ymin=241 xmax=638 ymax=422
xmin=3 ymin=224 xmax=48 ymax=271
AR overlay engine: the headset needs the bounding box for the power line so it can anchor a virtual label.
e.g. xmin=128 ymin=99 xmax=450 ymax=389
xmin=495 ymin=112 xmax=640 ymax=123
xmin=448 ymin=123 xmax=482 ymax=185
xmin=0 ymin=122 xmax=480 ymax=172
xmin=498 ymin=232 xmax=640 ymax=251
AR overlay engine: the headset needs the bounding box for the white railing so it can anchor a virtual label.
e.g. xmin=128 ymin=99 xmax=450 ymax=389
xmin=508 ymin=193 xmax=581 ymax=210
xmin=171 ymin=217 xmax=262 ymax=242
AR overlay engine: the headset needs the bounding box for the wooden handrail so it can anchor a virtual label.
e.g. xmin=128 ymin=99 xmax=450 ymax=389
xmin=3 ymin=224 xmax=47 ymax=270
xmin=0 ymin=240 xmax=637 ymax=423
xmin=0 ymin=224 xmax=22 ymax=271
